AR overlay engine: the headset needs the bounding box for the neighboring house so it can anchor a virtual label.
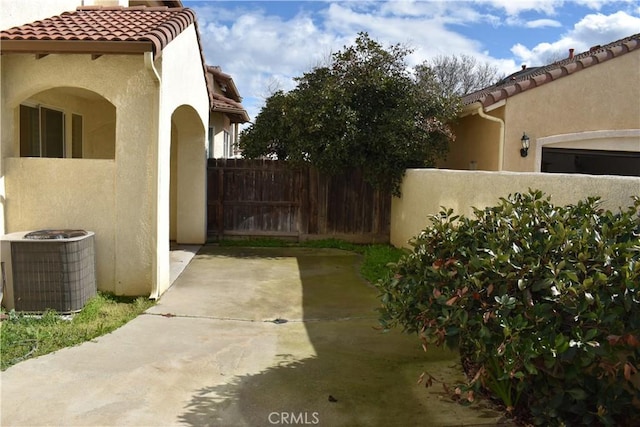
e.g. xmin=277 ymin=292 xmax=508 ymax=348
xmin=206 ymin=65 xmax=250 ymax=159
xmin=441 ymin=33 xmax=640 ymax=176
xmin=0 ymin=0 xmax=210 ymax=298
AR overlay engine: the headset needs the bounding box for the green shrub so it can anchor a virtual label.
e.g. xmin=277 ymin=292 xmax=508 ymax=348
xmin=376 ymin=190 xmax=640 ymax=425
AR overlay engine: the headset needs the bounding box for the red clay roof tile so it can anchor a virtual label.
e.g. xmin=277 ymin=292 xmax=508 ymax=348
xmin=463 ymin=33 xmax=640 ymax=108
xmin=1 ymin=6 xmax=197 ymax=55
xmin=206 ymin=66 xmax=250 ymax=123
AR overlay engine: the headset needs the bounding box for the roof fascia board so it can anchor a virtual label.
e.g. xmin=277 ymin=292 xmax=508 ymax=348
xmin=214 ymin=107 xmax=249 ymax=117
xmin=459 ymin=101 xmax=482 ymax=118
xmin=0 ymin=40 xmax=153 ymax=55
xmin=484 ymin=99 xmax=506 ymax=112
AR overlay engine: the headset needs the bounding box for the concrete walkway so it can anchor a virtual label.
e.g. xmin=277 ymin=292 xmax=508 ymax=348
xmin=1 ymin=246 xmax=511 ymax=426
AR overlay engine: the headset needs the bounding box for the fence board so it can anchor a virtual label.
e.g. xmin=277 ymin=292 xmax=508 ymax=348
xmin=207 ymin=159 xmax=391 ymax=243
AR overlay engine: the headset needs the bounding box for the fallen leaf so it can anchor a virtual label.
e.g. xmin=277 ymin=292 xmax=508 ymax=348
xmin=445 ymin=296 xmax=459 ymax=306
xmin=487 ymin=284 xmax=494 ymax=296
xmin=467 ymin=390 xmax=475 ymax=402
xmin=417 ymin=372 xmax=426 ymax=385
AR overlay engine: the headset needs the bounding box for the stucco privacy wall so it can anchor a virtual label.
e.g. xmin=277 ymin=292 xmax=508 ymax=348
xmin=2 ymin=53 xmax=159 ymax=295
xmin=391 ymin=169 xmax=640 ymax=248
xmin=152 ymin=23 xmax=209 ymax=297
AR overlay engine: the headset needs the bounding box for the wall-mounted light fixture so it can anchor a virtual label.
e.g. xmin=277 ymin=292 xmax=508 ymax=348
xmin=520 ymin=132 xmax=530 ymax=157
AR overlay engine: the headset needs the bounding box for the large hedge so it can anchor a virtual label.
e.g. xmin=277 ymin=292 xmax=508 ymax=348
xmin=377 ymin=190 xmax=640 ymax=425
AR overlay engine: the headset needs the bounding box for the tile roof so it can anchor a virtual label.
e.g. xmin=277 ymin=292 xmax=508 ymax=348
xmin=1 ymin=6 xmax=197 ymax=56
xmin=207 ymin=65 xmax=242 ymax=102
xmin=206 ymin=65 xmax=250 ymax=123
xmin=462 ymin=33 xmax=640 ymax=109
xmin=211 ymin=92 xmax=250 ymax=123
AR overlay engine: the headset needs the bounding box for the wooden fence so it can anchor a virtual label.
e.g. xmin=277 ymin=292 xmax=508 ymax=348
xmin=207 ymin=159 xmax=391 ymax=243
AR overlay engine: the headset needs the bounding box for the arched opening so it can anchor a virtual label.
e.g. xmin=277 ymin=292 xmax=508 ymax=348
xmin=17 ymin=87 xmax=116 ymax=159
xmin=169 ymin=105 xmax=207 ymax=244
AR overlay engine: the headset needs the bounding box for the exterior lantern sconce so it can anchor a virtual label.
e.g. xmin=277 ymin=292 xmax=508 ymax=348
xmin=520 ymin=132 xmax=530 ymax=157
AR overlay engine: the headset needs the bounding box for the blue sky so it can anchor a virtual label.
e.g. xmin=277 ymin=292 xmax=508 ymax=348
xmin=184 ymin=0 xmax=640 ymax=122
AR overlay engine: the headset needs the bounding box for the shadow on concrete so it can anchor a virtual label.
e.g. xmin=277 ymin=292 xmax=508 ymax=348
xmin=177 ymin=247 xmax=505 ymax=427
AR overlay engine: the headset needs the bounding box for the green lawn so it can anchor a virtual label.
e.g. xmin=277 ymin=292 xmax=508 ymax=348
xmin=1 ymin=293 xmax=154 ymax=371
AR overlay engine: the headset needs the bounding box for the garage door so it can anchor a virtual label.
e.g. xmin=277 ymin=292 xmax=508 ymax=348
xmin=541 ymin=148 xmax=640 ymax=177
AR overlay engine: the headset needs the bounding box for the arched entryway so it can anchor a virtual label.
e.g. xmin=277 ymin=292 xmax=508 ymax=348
xmin=169 ymin=105 xmax=207 ymax=244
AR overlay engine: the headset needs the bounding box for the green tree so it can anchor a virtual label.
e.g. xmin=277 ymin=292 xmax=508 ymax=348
xmin=239 ymin=33 xmax=459 ymax=195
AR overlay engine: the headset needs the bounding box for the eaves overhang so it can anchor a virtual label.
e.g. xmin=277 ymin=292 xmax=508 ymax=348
xmin=0 ymin=39 xmax=154 ymax=55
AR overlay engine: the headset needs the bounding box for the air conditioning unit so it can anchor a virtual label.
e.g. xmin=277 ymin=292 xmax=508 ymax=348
xmin=1 ymin=230 xmax=96 ymax=313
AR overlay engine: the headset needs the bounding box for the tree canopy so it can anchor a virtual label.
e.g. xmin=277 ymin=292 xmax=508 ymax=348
xmin=416 ymin=54 xmax=504 ymax=96
xmin=239 ymin=33 xmax=460 ymax=195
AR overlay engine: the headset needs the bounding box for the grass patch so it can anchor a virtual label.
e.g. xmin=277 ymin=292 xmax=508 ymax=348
xmin=1 ymin=292 xmax=154 ymax=371
xmin=360 ymin=244 xmax=406 ymax=284
xmin=219 ymin=237 xmax=291 ymax=247
xmin=300 ymin=238 xmax=364 ymax=253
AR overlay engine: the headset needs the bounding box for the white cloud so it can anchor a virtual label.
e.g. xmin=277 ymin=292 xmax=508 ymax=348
xmin=524 ymin=18 xmax=562 ymax=28
xmin=478 ymin=0 xmax=563 ymax=16
xmin=192 ymin=1 xmax=497 ymax=121
xmin=189 ymin=1 xmax=638 ymax=123
xmin=573 ymin=0 xmax=638 ymax=12
xmin=511 ymin=11 xmax=640 ymax=65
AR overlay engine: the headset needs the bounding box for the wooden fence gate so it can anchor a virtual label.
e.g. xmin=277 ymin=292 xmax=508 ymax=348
xmin=207 ymin=159 xmax=391 ymax=243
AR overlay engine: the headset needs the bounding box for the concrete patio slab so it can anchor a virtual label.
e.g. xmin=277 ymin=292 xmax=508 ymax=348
xmin=1 ymin=246 xmax=511 ymax=426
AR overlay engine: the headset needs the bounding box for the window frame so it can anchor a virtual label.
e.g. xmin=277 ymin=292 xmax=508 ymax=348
xmin=19 ymin=103 xmax=67 ymax=158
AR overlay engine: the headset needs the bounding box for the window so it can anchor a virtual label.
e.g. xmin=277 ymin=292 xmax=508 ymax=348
xmin=223 ymin=130 xmax=231 ymax=158
xmin=20 ymin=104 xmax=83 ymax=159
xmin=72 ymin=114 xmax=83 ymax=158
xmin=207 ymin=126 xmax=215 ymax=159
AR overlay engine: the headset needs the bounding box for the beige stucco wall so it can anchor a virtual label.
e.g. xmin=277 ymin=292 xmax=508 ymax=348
xmin=4 ymin=158 xmax=117 ymax=291
xmin=0 ymin=0 xmax=79 ymax=29
xmin=448 ymin=49 xmax=640 ymax=172
xmin=442 ymin=107 xmax=504 ymax=170
xmin=209 ymin=113 xmax=232 ymax=158
xmin=503 ymin=50 xmax=640 ymax=172
xmin=391 ymin=168 xmax=640 ymax=248
xmin=2 ymin=53 xmax=159 ymax=296
xmin=0 ymin=9 xmax=209 ymax=300
xmin=152 ymin=23 xmax=209 ymax=297
xmin=0 ymin=0 xmax=134 ymax=30
xmin=19 ymin=88 xmax=116 ymax=159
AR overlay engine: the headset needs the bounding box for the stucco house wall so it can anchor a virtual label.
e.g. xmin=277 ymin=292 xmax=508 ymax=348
xmin=18 ymin=88 xmax=116 ymax=159
xmin=0 ymin=0 xmax=79 ymax=30
xmin=445 ymin=42 xmax=640 ymax=172
xmin=503 ymin=50 xmax=640 ymax=172
xmin=209 ymin=114 xmax=232 ymax=158
xmin=1 ymin=20 xmax=208 ymax=298
xmin=151 ymin=23 xmax=209 ymax=297
xmin=2 ymin=53 xmax=158 ymax=295
xmin=443 ymin=107 xmax=504 ymax=171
